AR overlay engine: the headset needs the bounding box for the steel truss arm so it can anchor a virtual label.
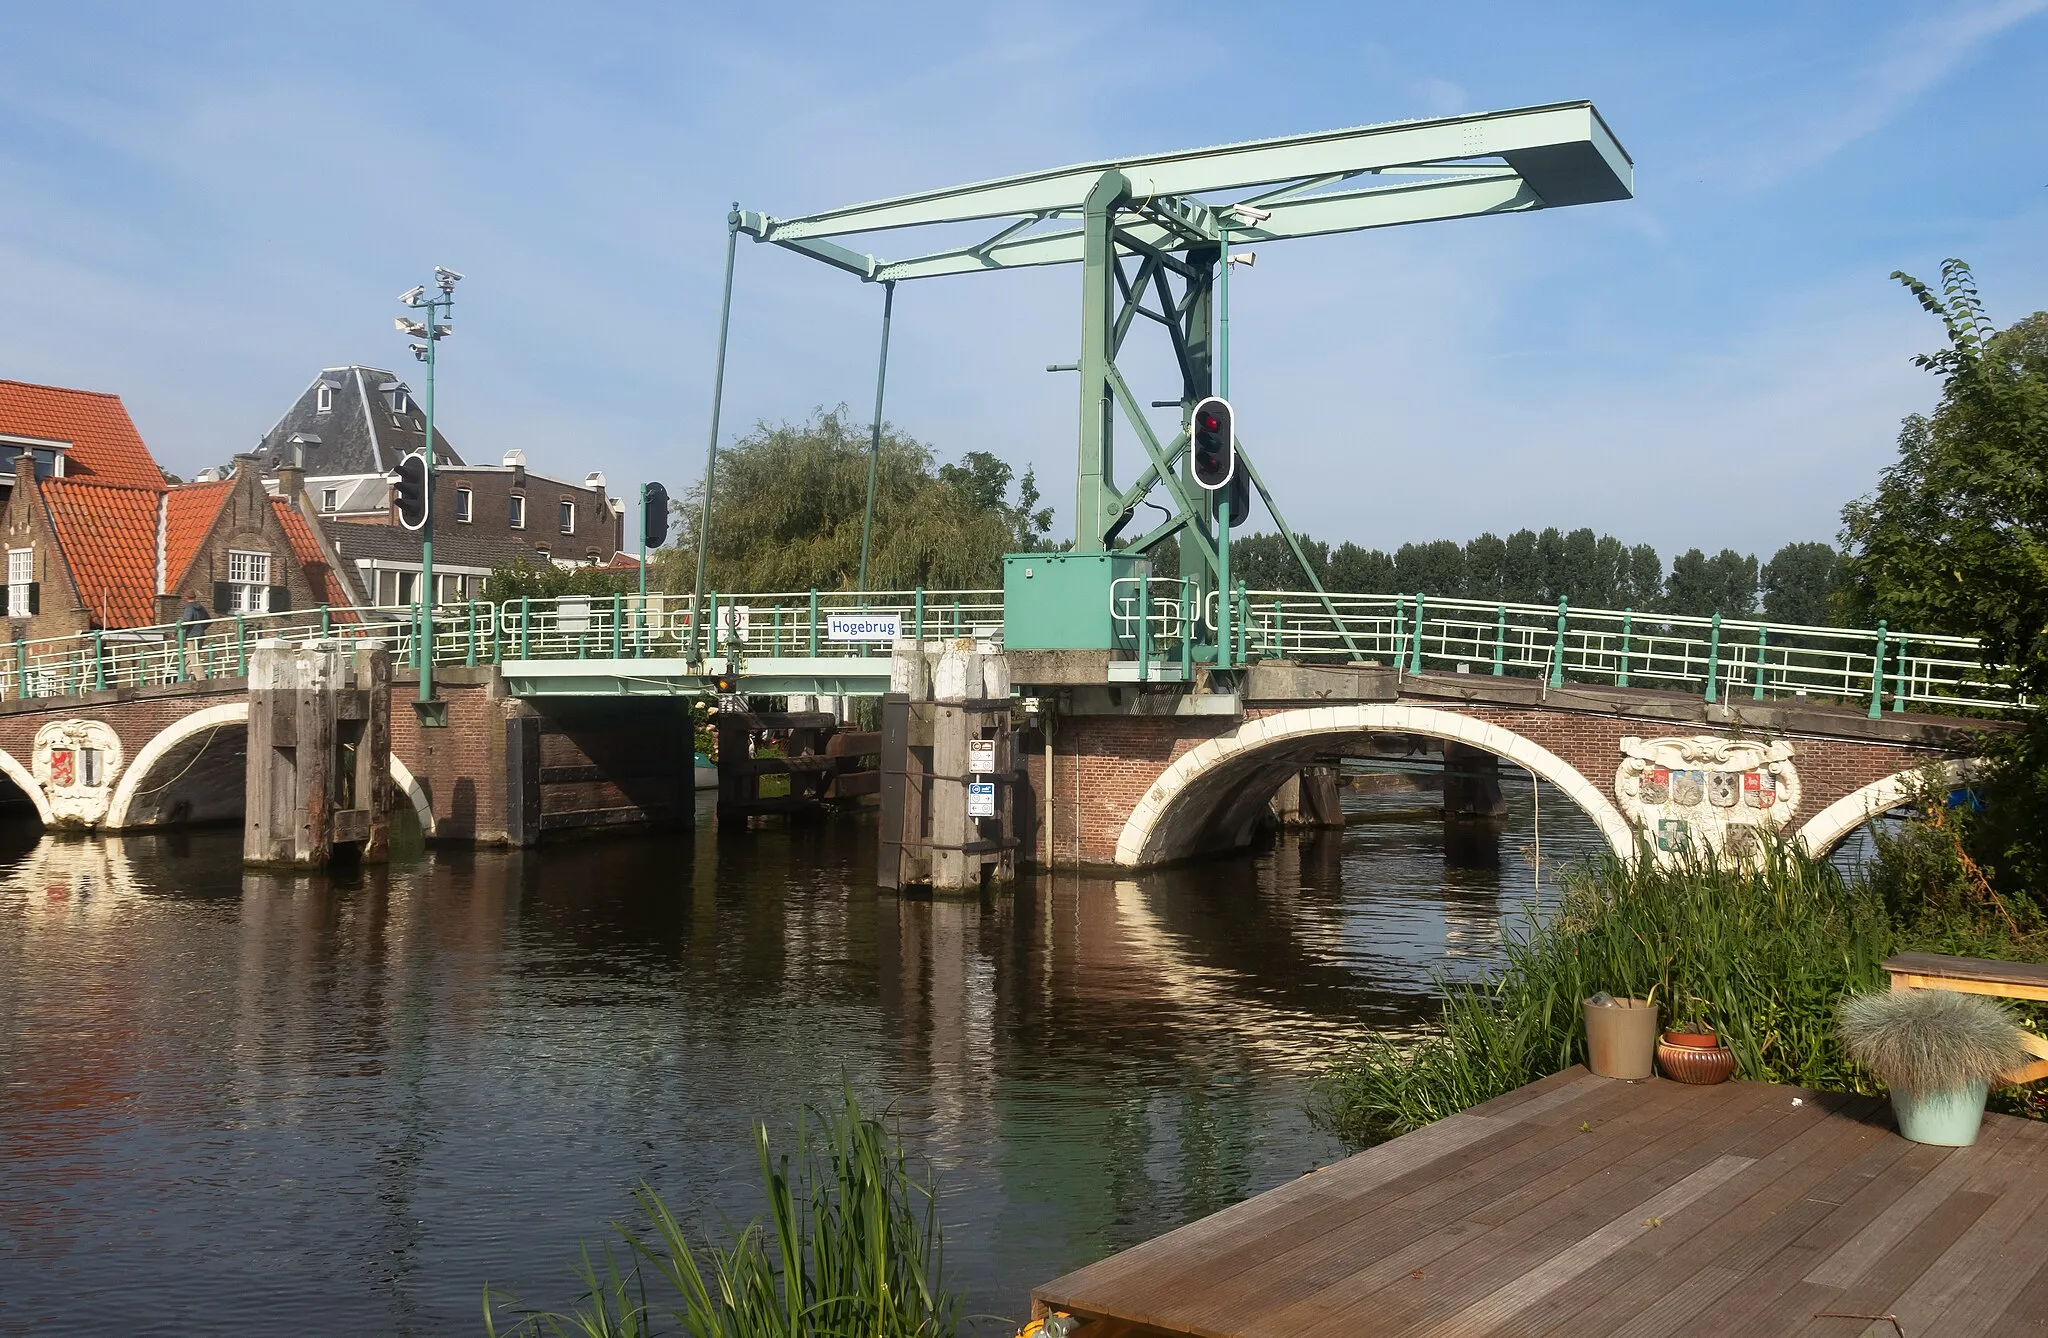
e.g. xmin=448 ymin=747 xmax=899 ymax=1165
xmin=750 ymin=101 xmax=1627 ymax=243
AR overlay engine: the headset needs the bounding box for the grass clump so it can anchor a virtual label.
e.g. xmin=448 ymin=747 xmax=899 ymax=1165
xmin=1839 ymin=990 xmax=2030 ymax=1094
xmin=1312 ymin=842 xmax=1892 ymax=1148
xmin=485 ymin=1091 xmax=960 ymax=1338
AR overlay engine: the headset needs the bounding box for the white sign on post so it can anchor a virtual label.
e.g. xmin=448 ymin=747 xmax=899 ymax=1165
xmin=966 ymin=781 xmax=996 ymax=818
xmin=826 ymin=612 xmax=901 ymax=642
xmin=968 ymin=739 xmax=996 ymax=774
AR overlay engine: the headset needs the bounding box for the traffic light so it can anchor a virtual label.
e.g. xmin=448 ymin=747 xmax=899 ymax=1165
xmin=1190 ymin=396 xmax=1234 ymax=491
xmin=642 ymin=481 xmax=669 ymax=548
xmin=391 ymin=450 xmax=430 ymax=531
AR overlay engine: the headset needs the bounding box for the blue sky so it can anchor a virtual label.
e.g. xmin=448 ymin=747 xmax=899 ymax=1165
xmin=2 ymin=1 xmax=2044 ymax=560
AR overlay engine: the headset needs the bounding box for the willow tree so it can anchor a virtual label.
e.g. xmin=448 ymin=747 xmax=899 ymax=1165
xmin=652 ymin=407 xmax=1050 ymax=594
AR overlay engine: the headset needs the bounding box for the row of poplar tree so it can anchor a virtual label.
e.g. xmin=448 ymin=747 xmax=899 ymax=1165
xmin=1214 ymin=529 xmax=1845 ymax=626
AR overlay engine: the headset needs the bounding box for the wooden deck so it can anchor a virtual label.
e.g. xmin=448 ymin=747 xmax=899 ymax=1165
xmin=1033 ymin=1068 xmax=2048 ymax=1338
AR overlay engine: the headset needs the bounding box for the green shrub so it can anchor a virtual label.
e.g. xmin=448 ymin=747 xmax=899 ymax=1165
xmin=486 ymin=1092 xmax=959 ymax=1338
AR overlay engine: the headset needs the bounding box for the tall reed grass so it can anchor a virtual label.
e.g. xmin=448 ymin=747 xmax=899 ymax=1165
xmin=1312 ymin=843 xmax=1894 ymax=1148
xmin=485 ymin=1092 xmax=960 ymax=1338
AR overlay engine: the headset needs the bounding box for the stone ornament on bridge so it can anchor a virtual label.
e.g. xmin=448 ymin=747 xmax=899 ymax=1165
xmin=1614 ymin=735 xmax=1800 ymax=860
xmin=31 ymin=719 xmax=124 ymax=828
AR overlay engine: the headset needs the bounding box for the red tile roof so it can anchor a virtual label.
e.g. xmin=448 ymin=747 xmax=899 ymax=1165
xmin=37 ymin=479 xmax=163 ymax=627
xmin=271 ymin=496 xmax=356 ymax=617
xmin=0 ymin=379 xmax=166 ymax=491
xmin=162 ymin=480 xmax=233 ymax=596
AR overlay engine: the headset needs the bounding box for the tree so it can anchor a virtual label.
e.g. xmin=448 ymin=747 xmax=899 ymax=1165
xmin=652 ymin=407 xmax=1046 ymax=593
xmin=1619 ymin=544 xmax=1663 ymax=609
xmin=1328 ymin=541 xmax=1396 ymax=593
xmin=1663 ymin=548 xmax=1757 ymax=618
xmin=484 ymin=556 xmax=633 ymax=602
xmin=1840 ymin=262 xmax=2048 ymax=689
xmin=1759 ymin=542 xmax=1842 ymax=627
xmin=1838 ymin=261 xmax=2048 ymax=907
xmin=1393 ymin=539 xmax=1466 ymax=597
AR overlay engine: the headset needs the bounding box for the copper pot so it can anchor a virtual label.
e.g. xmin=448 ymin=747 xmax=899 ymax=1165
xmin=1657 ymin=1037 xmax=1736 ymax=1084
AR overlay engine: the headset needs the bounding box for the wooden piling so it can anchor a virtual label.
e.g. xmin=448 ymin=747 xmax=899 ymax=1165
xmin=244 ymin=641 xmax=390 ymax=867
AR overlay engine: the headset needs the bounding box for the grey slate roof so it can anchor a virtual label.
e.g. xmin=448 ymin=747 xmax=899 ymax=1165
xmin=254 ymin=366 xmax=463 ymax=477
xmin=323 ymin=521 xmax=565 ymax=601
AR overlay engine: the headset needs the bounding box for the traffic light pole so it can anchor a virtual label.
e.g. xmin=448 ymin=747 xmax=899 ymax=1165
xmin=1215 ymin=228 xmax=1233 ymax=671
xmin=857 ymin=279 xmax=895 ymax=595
xmin=418 ymin=309 xmax=438 ymax=712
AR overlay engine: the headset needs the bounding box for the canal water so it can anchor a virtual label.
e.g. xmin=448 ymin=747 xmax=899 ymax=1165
xmin=0 ymin=779 xmax=1610 ymax=1335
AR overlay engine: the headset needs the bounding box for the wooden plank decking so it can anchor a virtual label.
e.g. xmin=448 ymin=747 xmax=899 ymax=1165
xmin=1033 ymin=1068 xmax=2048 ymax=1337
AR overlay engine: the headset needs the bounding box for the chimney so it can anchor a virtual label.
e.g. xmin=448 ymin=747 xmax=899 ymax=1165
xmin=503 ymin=448 xmax=526 ymax=486
xmin=277 ymin=459 xmax=306 ymax=507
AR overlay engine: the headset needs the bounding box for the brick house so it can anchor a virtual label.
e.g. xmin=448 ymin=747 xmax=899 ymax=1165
xmin=0 ymin=378 xmax=350 ymax=640
xmin=252 ymin=366 xmax=625 ymax=604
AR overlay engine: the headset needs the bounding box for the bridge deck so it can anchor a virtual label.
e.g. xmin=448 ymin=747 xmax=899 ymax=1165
xmin=1032 ymin=1068 xmax=2048 ymax=1337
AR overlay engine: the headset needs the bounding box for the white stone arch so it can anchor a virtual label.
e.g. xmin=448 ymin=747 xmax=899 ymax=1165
xmin=104 ymin=701 xmax=438 ymax=834
xmin=388 ymin=754 xmax=436 ymax=837
xmin=105 ymin=703 xmax=249 ymax=829
xmin=1794 ymin=759 xmax=1979 ymax=857
xmin=1114 ymin=703 xmax=1636 ymax=868
xmin=0 ymin=746 xmax=54 ymax=826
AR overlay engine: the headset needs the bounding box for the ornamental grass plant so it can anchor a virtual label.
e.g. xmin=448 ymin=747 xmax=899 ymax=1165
xmin=1838 ymin=989 xmax=2030 ymax=1094
xmin=485 ymin=1091 xmax=960 ymax=1338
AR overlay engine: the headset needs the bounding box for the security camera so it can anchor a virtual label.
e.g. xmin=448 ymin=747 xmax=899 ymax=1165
xmin=396 ymin=317 xmax=427 ymax=335
xmin=1230 ymin=202 xmax=1273 ymax=223
xmin=434 ymin=266 xmax=464 ymax=282
xmin=409 ymin=343 xmax=429 ymax=361
xmin=398 ymin=285 xmax=427 ymax=304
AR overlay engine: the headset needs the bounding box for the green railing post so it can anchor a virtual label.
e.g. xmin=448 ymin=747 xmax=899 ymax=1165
xmin=611 ymin=593 xmax=623 ymax=659
xmin=1894 ymin=639 xmax=1909 ymax=714
xmin=1236 ymin=581 xmax=1249 ymax=666
xmin=1752 ymin=626 xmax=1768 ymax=700
xmin=1617 ymin=609 xmax=1633 ymax=687
xmin=1391 ymin=597 xmax=1406 ymax=668
xmin=1136 ymin=583 xmax=1150 ymax=682
xmin=1408 ymin=594 xmax=1426 ymax=673
xmin=1704 ymin=612 xmax=1722 ymax=703
xmin=520 ymin=596 xmax=532 ymax=659
xmin=320 ymin=603 xmax=331 ymax=637
xmin=1548 ymin=599 xmax=1568 ymax=687
xmin=236 ymin=613 xmax=247 ymax=675
xmin=913 ymin=587 xmax=925 ymax=645
xmin=93 ymin=628 xmax=105 ymax=692
xmin=1492 ymin=604 xmax=1506 ymax=676
xmin=1180 ymin=581 xmax=1193 ymax=680
xmin=1868 ymin=620 xmax=1888 ymax=719
xmin=12 ymin=637 xmax=22 ymax=700
xmin=1273 ymin=601 xmax=1285 ymax=659
xmin=467 ymin=600 xmax=479 ymax=667
xmin=706 ymin=592 xmax=719 ymax=664
xmin=808 ymin=589 xmax=820 ymax=656
xmin=176 ymin=621 xmax=189 ymax=683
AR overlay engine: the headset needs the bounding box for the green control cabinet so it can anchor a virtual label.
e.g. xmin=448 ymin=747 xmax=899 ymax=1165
xmin=1002 ymin=551 xmax=1149 ymax=650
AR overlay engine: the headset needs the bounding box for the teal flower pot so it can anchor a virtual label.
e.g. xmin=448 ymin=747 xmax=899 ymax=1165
xmin=1890 ymin=1081 xmax=1990 ymax=1146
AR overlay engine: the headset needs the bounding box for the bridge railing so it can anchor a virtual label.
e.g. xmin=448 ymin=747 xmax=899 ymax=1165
xmin=487 ymin=589 xmax=1005 ymax=663
xmin=0 ymin=606 xmax=415 ymax=702
xmin=1241 ymin=591 xmax=2014 ymax=714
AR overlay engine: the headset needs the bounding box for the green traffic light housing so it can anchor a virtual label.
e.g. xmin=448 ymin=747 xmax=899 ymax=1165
xmin=1190 ymin=396 xmax=1234 ymax=491
xmin=391 ymin=450 xmax=430 ymax=532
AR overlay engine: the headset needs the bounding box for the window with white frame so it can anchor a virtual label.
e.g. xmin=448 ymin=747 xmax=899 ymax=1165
xmin=227 ymin=549 xmax=272 ymax=613
xmin=6 ymin=547 xmax=31 ymax=617
xmin=321 ymin=487 xmax=338 ymax=512
xmin=455 ymin=487 xmax=472 ymax=523
xmin=509 ymin=493 xmax=526 ymax=528
xmin=558 ymin=500 xmax=575 ymax=534
xmin=316 ymin=384 xmax=333 ymax=413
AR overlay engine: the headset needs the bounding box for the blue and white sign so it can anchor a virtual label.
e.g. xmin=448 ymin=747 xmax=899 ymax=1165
xmin=826 ymin=612 xmax=901 ymax=642
xmin=966 ymin=781 xmax=996 ymax=818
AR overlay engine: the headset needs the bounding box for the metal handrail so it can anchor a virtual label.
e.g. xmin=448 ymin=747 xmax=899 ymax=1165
xmin=0 ymin=589 xmax=2015 ymax=715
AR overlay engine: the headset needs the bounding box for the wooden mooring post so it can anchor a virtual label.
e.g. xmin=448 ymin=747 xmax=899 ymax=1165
xmin=878 ymin=638 xmax=1016 ymax=892
xmin=244 ymin=640 xmax=391 ymax=867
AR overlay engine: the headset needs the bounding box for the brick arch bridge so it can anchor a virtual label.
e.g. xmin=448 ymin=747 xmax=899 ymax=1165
xmin=0 ymin=667 xmax=697 ymax=843
xmin=1021 ymin=665 xmax=1991 ymax=870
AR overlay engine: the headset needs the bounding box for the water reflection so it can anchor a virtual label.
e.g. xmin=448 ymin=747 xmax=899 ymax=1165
xmin=0 ymin=778 xmax=1605 ymax=1335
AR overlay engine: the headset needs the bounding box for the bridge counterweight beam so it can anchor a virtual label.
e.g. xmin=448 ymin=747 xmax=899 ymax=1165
xmin=1076 ymin=170 xmax=1130 ymax=552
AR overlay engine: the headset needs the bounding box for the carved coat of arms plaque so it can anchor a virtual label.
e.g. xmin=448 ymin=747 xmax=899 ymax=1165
xmin=1615 ymin=735 xmax=1799 ymax=861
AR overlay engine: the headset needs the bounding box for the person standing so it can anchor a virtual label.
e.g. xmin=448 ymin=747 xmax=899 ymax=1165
xmin=179 ymin=590 xmax=210 ymax=626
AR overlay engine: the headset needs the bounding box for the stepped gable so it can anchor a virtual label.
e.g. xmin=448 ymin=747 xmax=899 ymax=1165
xmin=161 ymin=480 xmax=234 ymax=596
xmin=0 ymin=378 xmax=165 ymax=490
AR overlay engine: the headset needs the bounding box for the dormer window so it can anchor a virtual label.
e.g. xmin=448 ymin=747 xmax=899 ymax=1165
xmin=316 ymin=384 xmax=334 ymax=413
xmin=455 ymin=488 xmax=472 ymax=523
xmin=321 ymin=488 xmax=338 ymax=512
xmin=509 ymin=493 xmax=526 ymax=529
xmin=558 ymin=500 xmax=575 ymax=535
xmin=395 ymin=391 xmax=410 ymax=415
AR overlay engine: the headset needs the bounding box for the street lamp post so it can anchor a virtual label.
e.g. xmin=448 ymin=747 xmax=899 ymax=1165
xmin=396 ymin=266 xmax=463 ymax=724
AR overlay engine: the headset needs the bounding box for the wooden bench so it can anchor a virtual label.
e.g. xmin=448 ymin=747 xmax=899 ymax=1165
xmin=1884 ymin=951 xmax=2048 ymax=1085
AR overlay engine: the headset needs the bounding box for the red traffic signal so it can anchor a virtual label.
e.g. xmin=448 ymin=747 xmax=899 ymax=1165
xmin=390 ymin=450 xmax=430 ymax=531
xmin=1190 ymin=396 xmax=1234 ymax=491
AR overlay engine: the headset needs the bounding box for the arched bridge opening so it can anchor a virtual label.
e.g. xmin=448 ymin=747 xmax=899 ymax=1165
xmin=1115 ymin=704 xmax=1636 ymax=869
